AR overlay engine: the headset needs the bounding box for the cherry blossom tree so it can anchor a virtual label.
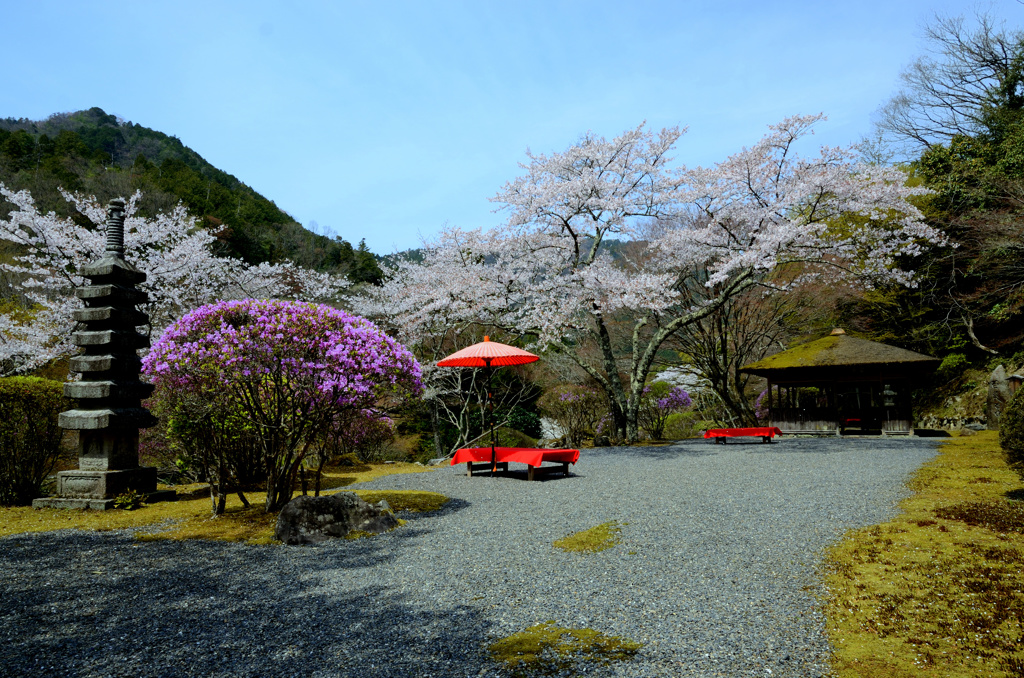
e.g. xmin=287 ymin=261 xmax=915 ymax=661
xmin=354 ymin=116 xmax=949 ymax=441
xmin=355 ymin=267 xmax=541 ymax=457
xmin=0 ymin=185 xmax=348 ymax=375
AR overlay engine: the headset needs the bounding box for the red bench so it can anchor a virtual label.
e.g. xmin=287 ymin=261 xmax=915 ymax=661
xmin=703 ymin=427 xmax=782 ymax=443
xmin=450 ymin=447 xmax=580 ymax=480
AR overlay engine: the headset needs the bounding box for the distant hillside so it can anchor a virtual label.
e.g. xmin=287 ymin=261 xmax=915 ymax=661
xmin=0 ymin=107 xmax=381 ymax=283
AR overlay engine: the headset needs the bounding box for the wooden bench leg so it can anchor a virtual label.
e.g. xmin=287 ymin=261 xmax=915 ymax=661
xmin=528 ymin=465 xmax=535 ymax=481
xmin=562 ymin=462 xmax=569 ymax=476
xmin=466 ymin=462 xmax=473 ymax=477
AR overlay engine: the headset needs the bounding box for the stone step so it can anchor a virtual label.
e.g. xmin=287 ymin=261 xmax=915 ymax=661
xmin=64 ymin=380 xmax=154 ymax=401
xmin=69 ymin=354 xmax=143 ymax=375
xmin=72 ymin=330 xmax=150 ymax=350
xmin=73 ymin=306 xmax=149 ymax=326
xmin=58 ymin=407 xmax=158 ymax=431
xmin=75 ymin=284 xmax=148 ymax=305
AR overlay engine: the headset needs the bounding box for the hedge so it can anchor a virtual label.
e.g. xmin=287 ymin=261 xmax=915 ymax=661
xmin=0 ymin=377 xmax=73 ymax=505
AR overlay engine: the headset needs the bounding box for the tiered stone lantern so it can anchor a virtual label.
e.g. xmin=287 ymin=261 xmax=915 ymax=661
xmin=33 ymin=200 xmax=173 ymax=509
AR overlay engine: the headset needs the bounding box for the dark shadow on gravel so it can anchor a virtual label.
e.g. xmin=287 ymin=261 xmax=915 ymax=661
xmin=395 ymin=497 xmax=471 ymax=523
xmin=0 ymin=532 xmax=496 ymax=678
xmin=585 ymin=443 xmax=719 ymax=460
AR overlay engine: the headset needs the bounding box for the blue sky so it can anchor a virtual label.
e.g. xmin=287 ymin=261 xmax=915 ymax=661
xmin=3 ymin=0 xmax=1021 ymax=252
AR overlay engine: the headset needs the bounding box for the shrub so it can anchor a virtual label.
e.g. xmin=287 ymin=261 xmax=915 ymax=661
xmin=664 ymin=411 xmax=719 ymax=440
xmin=0 ymin=377 xmax=73 ymax=505
xmin=754 ymin=389 xmax=770 ymax=423
xmin=538 ymin=386 xmax=604 ymax=447
xmin=637 ymin=382 xmax=691 ymax=439
xmin=1000 ymin=388 xmax=1024 ymax=481
xmin=507 ymin=406 xmax=542 ymax=439
xmin=315 ymin=410 xmax=396 ymax=468
xmin=937 ymin=352 xmax=970 ymax=381
xmin=144 ymin=299 xmax=422 ymax=512
xmin=148 ymin=383 xmax=265 ymax=513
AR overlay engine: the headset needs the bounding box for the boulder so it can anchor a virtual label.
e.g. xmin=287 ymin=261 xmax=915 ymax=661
xmin=275 ymin=493 xmax=399 ymax=545
xmin=593 ymin=435 xmax=610 ymax=447
xmin=988 ymin=365 xmax=1011 ymax=430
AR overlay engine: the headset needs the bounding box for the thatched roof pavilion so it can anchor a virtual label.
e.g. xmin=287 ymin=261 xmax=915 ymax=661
xmin=741 ymin=329 xmax=939 ymax=435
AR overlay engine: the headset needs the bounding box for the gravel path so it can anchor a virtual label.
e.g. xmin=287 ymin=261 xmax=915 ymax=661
xmin=0 ymin=437 xmax=938 ymax=677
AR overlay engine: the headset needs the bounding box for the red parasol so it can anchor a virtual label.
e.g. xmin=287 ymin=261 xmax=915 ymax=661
xmin=436 ymin=336 xmax=539 ymax=367
xmin=436 ymin=337 xmax=539 ymax=473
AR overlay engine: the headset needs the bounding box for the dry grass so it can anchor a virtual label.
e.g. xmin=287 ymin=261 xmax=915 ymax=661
xmin=0 ymin=461 xmax=439 ymax=545
xmin=823 ymin=431 xmax=1024 ymax=677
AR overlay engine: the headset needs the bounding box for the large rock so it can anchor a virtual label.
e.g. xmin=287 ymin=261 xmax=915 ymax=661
xmin=988 ymin=365 xmax=1011 ymax=430
xmin=274 ymin=493 xmax=399 ymax=545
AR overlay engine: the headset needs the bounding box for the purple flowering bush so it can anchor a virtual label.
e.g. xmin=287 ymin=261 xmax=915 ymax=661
xmin=537 ymin=385 xmax=604 ymax=447
xmin=144 ymin=299 xmax=422 ymax=512
xmin=754 ymin=389 xmax=770 ymax=423
xmin=638 ymin=382 xmax=692 ymax=440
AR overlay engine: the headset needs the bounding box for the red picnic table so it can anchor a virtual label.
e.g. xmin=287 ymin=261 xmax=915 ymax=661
xmin=451 ymin=447 xmax=580 ymax=481
xmin=703 ymin=427 xmax=782 ymax=444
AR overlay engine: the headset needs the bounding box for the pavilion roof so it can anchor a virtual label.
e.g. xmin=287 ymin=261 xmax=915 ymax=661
xmin=740 ymin=330 xmax=939 ymax=378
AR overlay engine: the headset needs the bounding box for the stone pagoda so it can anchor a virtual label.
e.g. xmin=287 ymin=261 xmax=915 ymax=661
xmin=33 ymin=200 xmax=173 ymax=509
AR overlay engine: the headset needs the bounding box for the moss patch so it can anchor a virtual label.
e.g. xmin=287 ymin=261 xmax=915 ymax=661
xmin=823 ymin=431 xmax=1024 ymax=677
xmin=553 ymin=521 xmax=624 ymax=553
xmin=136 ymin=503 xmax=280 ymax=545
xmin=488 ymin=621 xmax=642 ymax=676
xmin=0 ymin=462 xmax=436 ymax=544
xmin=349 ymin=490 xmax=449 ymax=513
xmin=742 ymin=333 xmax=936 ymax=372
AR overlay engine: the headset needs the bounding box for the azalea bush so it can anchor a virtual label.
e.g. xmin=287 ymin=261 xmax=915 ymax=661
xmin=538 ymin=386 xmax=604 ymax=447
xmin=637 ymin=382 xmax=692 ymax=440
xmin=147 ymin=384 xmax=265 ymax=513
xmin=144 ymin=299 xmax=422 ymax=512
xmin=754 ymin=389 xmax=770 ymax=423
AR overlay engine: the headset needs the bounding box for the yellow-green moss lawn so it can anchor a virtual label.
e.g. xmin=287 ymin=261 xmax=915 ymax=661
xmin=824 ymin=431 xmax=1024 ymax=677
xmin=0 ymin=461 xmax=444 ymax=545
xmin=489 ymin=621 xmax=642 ymax=676
xmin=553 ymin=520 xmax=625 ymax=553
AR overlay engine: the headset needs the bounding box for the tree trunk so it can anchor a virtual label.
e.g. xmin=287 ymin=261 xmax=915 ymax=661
xmin=430 ymin=398 xmax=443 ymax=459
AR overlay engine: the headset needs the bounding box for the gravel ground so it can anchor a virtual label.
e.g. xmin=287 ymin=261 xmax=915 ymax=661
xmin=0 ymin=437 xmax=938 ymax=677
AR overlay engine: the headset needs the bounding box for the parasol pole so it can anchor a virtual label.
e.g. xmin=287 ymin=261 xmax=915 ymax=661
xmin=485 ymin=356 xmax=496 ymax=474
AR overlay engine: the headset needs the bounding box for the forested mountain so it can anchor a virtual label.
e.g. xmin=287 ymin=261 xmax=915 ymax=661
xmin=0 ymin=107 xmax=382 ymax=283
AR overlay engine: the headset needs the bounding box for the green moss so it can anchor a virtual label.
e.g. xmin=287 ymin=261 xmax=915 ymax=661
xmin=553 ymin=521 xmax=624 ymax=553
xmin=744 ymin=335 xmax=844 ymax=370
xmin=488 ymin=621 xmax=642 ymax=675
xmin=344 ymin=519 xmax=406 ymax=540
xmin=823 ymin=432 xmax=1024 ymax=676
xmin=349 ymin=490 xmax=449 ymax=512
xmin=1 ymin=461 xmax=439 ymax=543
xmin=742 ymin=333 xmax=937 ymax=373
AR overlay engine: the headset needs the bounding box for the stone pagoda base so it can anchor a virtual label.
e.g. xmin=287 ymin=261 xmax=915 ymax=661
xmin=32 ymin=467 xmax=176 ymax=510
